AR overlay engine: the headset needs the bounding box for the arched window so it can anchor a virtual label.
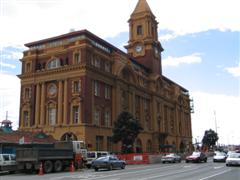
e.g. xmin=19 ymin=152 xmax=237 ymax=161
xmin=61 ymin=132 xmax=78 ymax=141
xmin=47 ymin=58 xmax=61 ymax=69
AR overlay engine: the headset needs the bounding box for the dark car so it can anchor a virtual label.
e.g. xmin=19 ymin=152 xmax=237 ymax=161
xmin=161 ymin=153 xmax=181 ymax=163
xmin=91 ymin=155 xmax=126 ymax=171
xmin=186 ymin=152 xmax=207 ymax=163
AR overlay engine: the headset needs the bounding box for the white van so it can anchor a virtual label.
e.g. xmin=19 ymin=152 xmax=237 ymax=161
xmin=86 ymin=151 xmax=109 ymax=168
xmin=0 ymin=154 xmax=17 ymax=173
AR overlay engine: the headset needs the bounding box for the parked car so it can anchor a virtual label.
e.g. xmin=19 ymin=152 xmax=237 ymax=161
xmin=86 ymin=151 xmax=110 ymax=168
xmin=0 ymin=154 xmax=17 ymax=173
xmin=226 ymin=153 xmax=240 ymax=166
xmin=161 ymin=153 xmax=181 ymax=163
xmin=213 ymin=152 xmax=227 ymax=162
xmin=91 ymin=155 xmax=126 ymax=171
xmin=185 ymin=152 xmax=207 ymax=163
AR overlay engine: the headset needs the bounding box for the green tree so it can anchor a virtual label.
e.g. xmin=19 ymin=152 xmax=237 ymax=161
xmin=202 ymin=129 xmax=218 ymax=150
xmin=112 ymin=111 xmax=143 ymax=154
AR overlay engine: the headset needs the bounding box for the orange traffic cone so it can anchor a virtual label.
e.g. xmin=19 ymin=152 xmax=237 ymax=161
xmin=70 ymin=161 xmax=75 ymax=172
xmin=38 ymin=162 xmax=44 ymax=176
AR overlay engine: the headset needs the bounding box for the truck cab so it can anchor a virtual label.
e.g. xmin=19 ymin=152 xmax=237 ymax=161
xmin=0 ymin=154 xmax=17 ymax=173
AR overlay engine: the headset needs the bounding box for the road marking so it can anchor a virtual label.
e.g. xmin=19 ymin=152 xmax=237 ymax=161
xmin=213 ymin=166 xmax=224 ymax=169
xmin=199 ymin=169 xmax=231 ymax=180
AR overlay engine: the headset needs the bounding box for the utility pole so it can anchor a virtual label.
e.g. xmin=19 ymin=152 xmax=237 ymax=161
xmin=214 ymin=111 xmax=218 ymax=147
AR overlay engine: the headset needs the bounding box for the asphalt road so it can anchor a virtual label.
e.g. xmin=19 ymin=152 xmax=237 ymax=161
xmin=0 ymin=160 xmax=239 ymax=180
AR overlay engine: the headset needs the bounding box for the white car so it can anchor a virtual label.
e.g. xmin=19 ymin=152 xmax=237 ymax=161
xmin=213 ymin=152 xmax=227 ymax=162
xmin=226 ymin=153 xmax=240 ymax=166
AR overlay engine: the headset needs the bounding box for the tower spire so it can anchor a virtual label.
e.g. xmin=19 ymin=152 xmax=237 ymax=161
xmin=131 ymin=0 xmax=153 ymax=15
xmin=126 ymin=0 xmax=163 ymax=75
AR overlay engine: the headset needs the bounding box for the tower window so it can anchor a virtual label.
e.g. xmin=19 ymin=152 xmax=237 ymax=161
xmin=137 ymin=25 xmax=143 ymax=35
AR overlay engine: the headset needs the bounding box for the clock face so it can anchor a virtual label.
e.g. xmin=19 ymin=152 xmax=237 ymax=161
xmin=48 ymin=84 xmax=57 ymax=96
xmin=135 ymin=44 xmax=142 ymax=53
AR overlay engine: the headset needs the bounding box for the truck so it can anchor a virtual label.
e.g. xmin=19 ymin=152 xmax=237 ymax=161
xmin=16 ymin=141 xmax=87 ymax=173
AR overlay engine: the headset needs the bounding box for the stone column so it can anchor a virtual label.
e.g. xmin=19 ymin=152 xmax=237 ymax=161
xmin=34 ymin=83 xmax=41 ymax=126
xmin=57 ymin=80 xmax=63 ymax=125
xmin=40 ymin=82 xmax=45 ymax=126
xmin=63 ymin=79 xmax=68 ymax=125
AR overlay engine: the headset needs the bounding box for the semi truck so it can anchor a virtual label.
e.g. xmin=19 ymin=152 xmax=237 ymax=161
xmin=16 ymin=141 xmax=87 ymax=173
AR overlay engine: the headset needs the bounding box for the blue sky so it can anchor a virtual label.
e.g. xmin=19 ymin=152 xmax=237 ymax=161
xmin=0 ymin=0 xmax=239 ymax=145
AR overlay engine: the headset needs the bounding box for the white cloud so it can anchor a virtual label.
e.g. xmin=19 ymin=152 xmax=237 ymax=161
xmin=191 ymin=91 xmax=240 ymax=145
xmin=162 ymin=53 xmax=202 ymax=67
xmin=0 ymin=62 xmax=16 ymax=69
xmin=0 ymin=73 xmax=20 ymax=130
xmin=0 ymin=0 xmax=239 ymax=47
xmin=225 ymin=65 xmax=240 ymax=77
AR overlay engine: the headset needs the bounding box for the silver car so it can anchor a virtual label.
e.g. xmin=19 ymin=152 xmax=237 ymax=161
xmin=91 ymin=155 xmax=126 ymax=171
xmin=161 ymin=153 xmax=181 ymax=163
xmin=226 ymin=153 xmax=240 ymax=166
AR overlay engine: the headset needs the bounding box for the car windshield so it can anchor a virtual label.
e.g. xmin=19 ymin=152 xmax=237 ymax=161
xmin=229 ymin=153 xmax=240 ymax=158
xmin=166 ymin=154 xmax=174 ymax=157
xmin=96 ymin=156 xmax=109 ymax=161
xmin=192 ymin=152 xmax=200 ymax=156
xmin=215 ymin=152 xmax=225 ymax=156
xmin=87 ymin=152 xmax=96 ymax=158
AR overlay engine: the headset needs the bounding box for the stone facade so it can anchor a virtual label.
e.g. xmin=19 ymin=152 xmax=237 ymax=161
xmin=18 ymin=0 xmax=193 ymax=153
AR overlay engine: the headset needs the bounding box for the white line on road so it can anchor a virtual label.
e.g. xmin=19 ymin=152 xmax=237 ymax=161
xmin=199 ymin=169 xmax=231 ymax=180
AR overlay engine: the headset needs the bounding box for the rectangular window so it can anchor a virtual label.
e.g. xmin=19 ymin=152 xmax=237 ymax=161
xmin=94 ymin=109 xmax=100 ymax=126
xmin=104 ymin=61 xmax=111 ymax=72
xmin=104 ymin=110 xmax=111 ymax=127
xmin=104 ymin=85 xmax=111 ymax=99
xmin=48 ymin=107 xmax=56 ymax=126
xmin=107 ymin=136 xmax=113 ymax=152
xmin=96 ymin=136 xmax=104 ymax=151
xmin=74 ymin=52 xmax=81 ymax=64
xmin=24 ymin=88 xmax=31 ymax=99
xmin=94 ymin=81 xmax=100 ymax=96
xmin=72 ymin=106 xmax=80 ymax=124
xmin=137 ymin=25 xmax=143 ymax=35
xmin=23 ymin=111 xmax=29 ymax=127
xmin=73 ymin=80 xmax=81 ymax=93
xmin=94 ymin=57 xmax=101 ymax=68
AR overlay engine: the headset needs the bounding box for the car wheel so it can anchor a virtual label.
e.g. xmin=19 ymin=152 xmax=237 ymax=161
xmin=121 ymin=163 xmax=126 ymax=169
xmin=94 ymin=167 xmax=98 ymax=171
xmin=186 ymin=160 xmax=189 ymax=163
xmin=162 ymin=161 xmax=165 ymax=164
xmin=204 ymin=159 xmax=207 ymax=163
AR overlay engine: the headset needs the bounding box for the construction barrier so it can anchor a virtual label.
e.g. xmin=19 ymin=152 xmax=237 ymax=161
xmin=117 ymin=153 xmax=150 ymax=165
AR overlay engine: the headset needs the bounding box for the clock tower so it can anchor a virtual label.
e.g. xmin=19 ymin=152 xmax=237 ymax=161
xmin=125 ymin=0 xmax=163 ymax=75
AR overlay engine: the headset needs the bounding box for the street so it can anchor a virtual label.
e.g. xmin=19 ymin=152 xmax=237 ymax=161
xmin=1 ymin=159 xmax=239 ymax=180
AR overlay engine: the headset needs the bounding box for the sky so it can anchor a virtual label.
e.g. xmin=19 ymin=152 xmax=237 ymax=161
xmin=0 ymin=0 xmax=239 ymax=145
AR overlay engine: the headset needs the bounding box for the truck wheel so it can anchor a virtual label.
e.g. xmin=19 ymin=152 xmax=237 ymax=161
xmin=54 ymin=160 xmax=63 ymax=172
xmin=44 ymin=160 xmax=53 ymax=173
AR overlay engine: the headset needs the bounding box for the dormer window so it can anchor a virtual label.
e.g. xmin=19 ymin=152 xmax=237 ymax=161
xmin=47 ymin=58 xmax=61 ymax=69
xmin=137 ymin=25 xmax=143 ymax=35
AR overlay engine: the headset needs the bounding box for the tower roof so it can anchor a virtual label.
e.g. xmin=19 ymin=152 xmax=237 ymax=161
xmin=131 ymin=0 xmax=153 ymax=15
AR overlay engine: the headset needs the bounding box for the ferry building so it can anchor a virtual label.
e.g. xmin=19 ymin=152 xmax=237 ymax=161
xmin=18 ymin=0 xmax=193 ymax=153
